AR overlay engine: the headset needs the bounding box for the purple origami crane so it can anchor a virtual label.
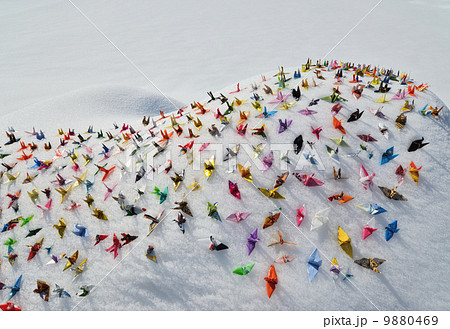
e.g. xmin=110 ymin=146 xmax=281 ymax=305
xmin=278 ymin=119 xmax=292 ymax=134
xmin=262 ymin=151 xmax=274 ymax=172
xmin=247 ymin=228 xmax=260 ymax=255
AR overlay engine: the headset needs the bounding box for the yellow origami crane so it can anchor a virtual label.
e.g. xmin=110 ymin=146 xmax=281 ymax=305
xmin=28 ymin=188 xmax=39 ymax=204
xmin=238 ymin=164 xmax=253 ymax=183
xmin=4 ymin=172 xmax=20 ymax=184
xmin=73 ymin=170 xmax=87 ymax=188
xmin=187 ymin=179 xmax=201 ymax=191
xmin=238 ymin=110 xmax=250 ymax=125
xmin=92 ymin=208 xmax=108 ymax=221
xmin=55 ymin=185 xmax=73 ymax=203
xmin=338 ymin=226 xmax=353 ymax=259
xmin=409 ymin=161 xmax=422 ymax=184
xmin=53 ymin=218 xmax=66 ymax=239
xmin=63 ymin=250 xmax=79 ymax=271
xmin=375 ymin=94 xmax=390 ymax=103
xmin=251 ymin=100 xmax=262 ymax=111
xmin=193 ymin=117 xmax=203 ymax=130
xmin=258 ymin=187 xmax=285 ymax=199
xmin=204 ymin=155 xmax=215 ymax=180
xmin=72 ymin=259 xmax=87 ymax=278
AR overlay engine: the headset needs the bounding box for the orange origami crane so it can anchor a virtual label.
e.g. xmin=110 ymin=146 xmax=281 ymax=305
xmin=264 ymin=264 xmax=278 ymax=298
xmin=333 ymin=117 xmax=346 ymax=134
xmin=328 ymin=192 xmax=353 ymax=204
xmin=158 ymin=130 xmax=174 ymax=143
xmin=408 ymin=161 xmax=422 ymax=184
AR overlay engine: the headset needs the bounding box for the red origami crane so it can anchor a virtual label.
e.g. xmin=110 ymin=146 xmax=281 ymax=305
xmin=105 ymin=234 xmax=122 ymax=259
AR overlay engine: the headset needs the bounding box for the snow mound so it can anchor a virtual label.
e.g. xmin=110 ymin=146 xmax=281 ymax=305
xmin=0 ymin=61 xmax=449 ymax=311
xmin=1 ymin=86 xmax=184 ymax=131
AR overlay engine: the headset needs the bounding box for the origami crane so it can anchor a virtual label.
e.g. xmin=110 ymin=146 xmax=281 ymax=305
xmin=73 ymin=224 xmax=88 ymax=237
xmin=63 ymin=250 xmax=79 ymax=271
xmin=268 ymin=231 xmax=296 ymax=247
xmin=307 ymin=248 xmax=322 ymax=282
xmin=273 ymin=171 xmax=289 ymax=188
xmin=356 ymin=203 xmax=386 ymax=215
xmin=207 ymin=202 xmax=221 ymax=222
xmin=259 ymin=187 xmax=285 ymax=199
xmin=408 ymin=137 xmax=429 ymax=152
xmin=264 ymin=264 xmax=278 ymax=298
xmin=354 ymin=257 xmax=385 ymax=273
xmin=247 ymin=228 xmax=259 ymax=255
xmin=362 ymin=225 xmax=377 ymax=240
xmin=34 ymin=281 xmax=50 ymax=302
xmin=378 ymin=185 xmax=408 ymax=201
xmin=4 ymin=275 xmax=22 ymax=301
xmin=338 ymin=227 xmax=353 ymax=258
xmin=262 ymin=151 xmax=274 ymax=172
xmin=328 ymin=192 xmax=353 ymax=203
xmin=199 ymin=236 xmax=228 ymax=251
xmin=408 ymin=161 xmax=422 ymax=184
xmin=204 ymin=155 xmax=215 ymax=179
xmin=296 ymin=205 xmax=305 ymax=226
xmin=27 ymin=237 xmax=44 ymax=261
xmin=385 ymin=220 xmax=399 ymax=241
xmin=311 ymin=208 xmax=329 ymax=230
xmin=105 ymin=234 xmax=122 ymax=259
xmin=278 ymin=119 xmax=292 ymax=133
xmin=347 ymin=109 xmax=364 ymax=122
xmin=233 ymin=263 xmax=255 ymax=276
xmin=293 ymin=173 xmax=324 ymax=186
xmin=262 ymin=210 xmax=281 ymax=229
xmin=275 ymin=255 xmax=295 ymax=264
xmin=380 ymin=147 xmax=398 ymax=165
xmin=360 ymin=165 xmax=375 ymax=190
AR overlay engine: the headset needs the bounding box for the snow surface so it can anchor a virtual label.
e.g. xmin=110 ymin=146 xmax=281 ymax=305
xmin=0 ymin=62 xmax=449 ymax=311
xmin=1 ymin=0 xmax=450 ymax=113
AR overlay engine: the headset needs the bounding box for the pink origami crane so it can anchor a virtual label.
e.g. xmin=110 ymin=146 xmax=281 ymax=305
xmin=229 ymin=83 xmax=241 ymax=94
xmin=293 ymin=173 xmax=324 ymax=186
xmin=262 ymin=151 xmax=274 ymax=172
xmin=228 ymin=180 xmax=241 ymax=200
xmin=298 ymin=108 xmax=317 ymax=116
xmin=199 ymin=143 xmax=210 ymax=152
xmin=296 ymin=206 xmax=305 ymax=226
xmin=37 ymin=199 xmax=52 ymax=212
xmin=268 ymin=90 xmax=290 ymax=104
xmin=225 ymin=212 xmax=251 ymax=223
xmin=362 ymin=225 xmax=377 ymax=240
xmin=275 ymin=255 xmax=295 ymax=263
xmin=104 ymin=182 xmax=118 ymax=201
xmin=359 ymin=165 xmax=375 ymax=190
xmin=311 ymin=126 xmax=322 ymax=140
xmin=391 ymin=89 xmax=406 ymax=100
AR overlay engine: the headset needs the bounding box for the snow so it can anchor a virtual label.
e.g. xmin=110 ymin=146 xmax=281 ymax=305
xmin=0 ymin=0 xmax=449 ymax=313
xmin=1 ymin=0 xmax=450 ymax=111
xmin=0 ymin=85 xmax=183 ymax=131
xmin=0 ymin=63 xmax=449 ymax=311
